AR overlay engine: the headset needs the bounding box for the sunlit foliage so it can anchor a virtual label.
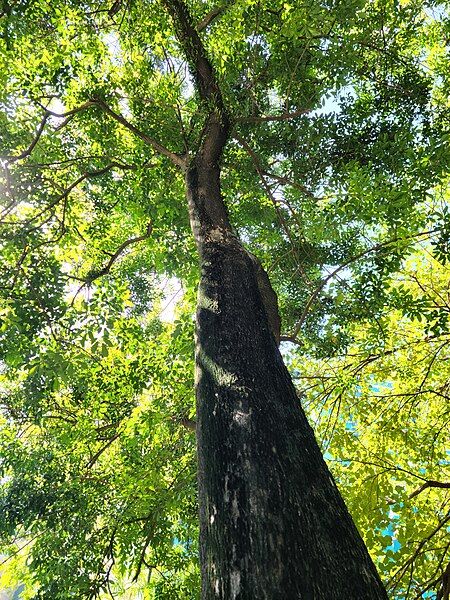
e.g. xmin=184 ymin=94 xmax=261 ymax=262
xmin=0 ymin=0 xmax=449 ymax=597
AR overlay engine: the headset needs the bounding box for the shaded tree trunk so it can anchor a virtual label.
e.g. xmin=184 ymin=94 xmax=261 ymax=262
xmin=162 ymin=0 xmax=389 ymax=596
xmin=185 ymin=159 xmax=388 ymax=600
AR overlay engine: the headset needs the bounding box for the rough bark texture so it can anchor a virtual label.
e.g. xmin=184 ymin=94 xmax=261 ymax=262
xmin=162 ymin=0 xmax=389 ymax=596
xmin=193 ymin=228 xmax=388 ymax=599
xmin=185 ymin=135 xmax=388 ymax=600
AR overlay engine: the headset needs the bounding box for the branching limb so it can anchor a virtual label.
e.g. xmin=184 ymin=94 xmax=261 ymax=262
xmin=1 ymin=161 xmax=155 ymax=231
xmin=92 ymin=98 xmax=186 ymax=168
xmin=4 ymin=98 xmax=185 ymax=169
xmin=3 ymin=101 xmax=97 ymax=164
xmin=66 ymin=222 xmax=153 ymax=307
xmin=34 ymin=100 xmax=97 ymax=118
xmin=259 ymin=169 xmax=319 ymax=199
xmin=85 ymin=221 xmax=153 ymax=284
xmin=409 ymin=480 xmax=450 ymax=499
xmin=0 ymin=164 xmax=122 ymax=229
xmin=5 ymin=113 xmax=50 ymax=164
xmin=163 ymin=0 xmax=222 ymax=105
xmin=86 ymin=433 xmax=120 ymax=469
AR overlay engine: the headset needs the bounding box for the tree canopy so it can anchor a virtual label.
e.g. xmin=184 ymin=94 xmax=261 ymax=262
xmin=0 ymin=0 xmax=449 ymax=598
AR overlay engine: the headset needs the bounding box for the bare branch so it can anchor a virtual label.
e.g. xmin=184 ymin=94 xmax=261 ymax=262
xmin=279 ymin=335 xmax=304 ymax=346
xmin=409 ymin=480 xmax=450 ymax=500
xmin=1 ymin=162 xmax=151 ymax=230
xmin=4 ymin=98 xmax=185 ymax=169
xmin=233 ymin=134 xmax=317 ymax=198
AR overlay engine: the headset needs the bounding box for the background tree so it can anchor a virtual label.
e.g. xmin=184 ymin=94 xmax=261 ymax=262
xmin=0 ymin=0 xmax=449 ymax=598
xmin=297 ymin=244 xmax=450 ymax=600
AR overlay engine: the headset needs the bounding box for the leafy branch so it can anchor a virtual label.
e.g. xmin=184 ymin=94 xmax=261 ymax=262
xmin=91 ymin=98 xmax=186 ymax=168
xmin=289 ymin=227 xmax=440 ymax=341
xmin=82 ymin=221 xmax=153 ymax=285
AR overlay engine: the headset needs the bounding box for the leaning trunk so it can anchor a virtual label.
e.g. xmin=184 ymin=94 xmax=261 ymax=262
xmin=187 ymin=161 xmax=388 ymax=599
xmin=163 ymin=1 xmax=388 ymax=595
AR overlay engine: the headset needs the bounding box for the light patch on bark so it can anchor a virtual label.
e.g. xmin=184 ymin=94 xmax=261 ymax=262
xmin=231 ymin=493 xmax=239 ymax=523
xmin=206 ymin=226 xmax=227 ymax=242
xmin=230 ymin=569 xmax=241 ymax=599
xmin=233 ymin=408 xmax=251 ymax=427
xmin=198 ymin=288 xmax=220 ymax=313
xmin=199 ymin=350 xmax=238 ymax=387
xmin=210 ymin=504 xmax=217 ymax=524
xmin=224 ymin=474 xmax=229 ymax=503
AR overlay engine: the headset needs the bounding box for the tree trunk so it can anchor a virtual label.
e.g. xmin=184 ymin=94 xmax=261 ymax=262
xmin=187 ymin=165 xmax=388 ymax=600
xmin=160 ymin=1 xmax=388 ymax=596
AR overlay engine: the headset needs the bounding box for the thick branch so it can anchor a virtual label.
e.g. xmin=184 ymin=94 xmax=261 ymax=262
xmin=163 ymin=0 xmax=221 ymax=104
xmin=5 ymin=98 xmax=185 ymax=168
xmin=86 ymin=433 xmax=120 ymax=469
xmin=35 ymin=100 xmax=97 ymax=119
xmin=409 ymin=480 xmax=450 ymax=499
xmin=162 ymin=0 xmax=229 ymax=163
xmin=196 ymin=4 xmax=227 ymax=31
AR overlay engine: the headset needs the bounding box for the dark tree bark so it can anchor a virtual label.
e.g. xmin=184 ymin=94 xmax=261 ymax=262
xmin=185 ymin=160 xmax=388 ymax=599
xmin=193 ymin=230 xmax=388 ymax=599
xmin=162 ymin=1 xmax=390 ymax=597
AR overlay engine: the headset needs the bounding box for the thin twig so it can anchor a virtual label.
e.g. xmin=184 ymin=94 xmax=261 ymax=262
xmin=235 ymin=108 xmax=311 ymax=123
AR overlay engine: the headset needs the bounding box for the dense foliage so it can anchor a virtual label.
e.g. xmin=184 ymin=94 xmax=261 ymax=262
xmin=0 ymin=0 xmax=449 ymax=597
